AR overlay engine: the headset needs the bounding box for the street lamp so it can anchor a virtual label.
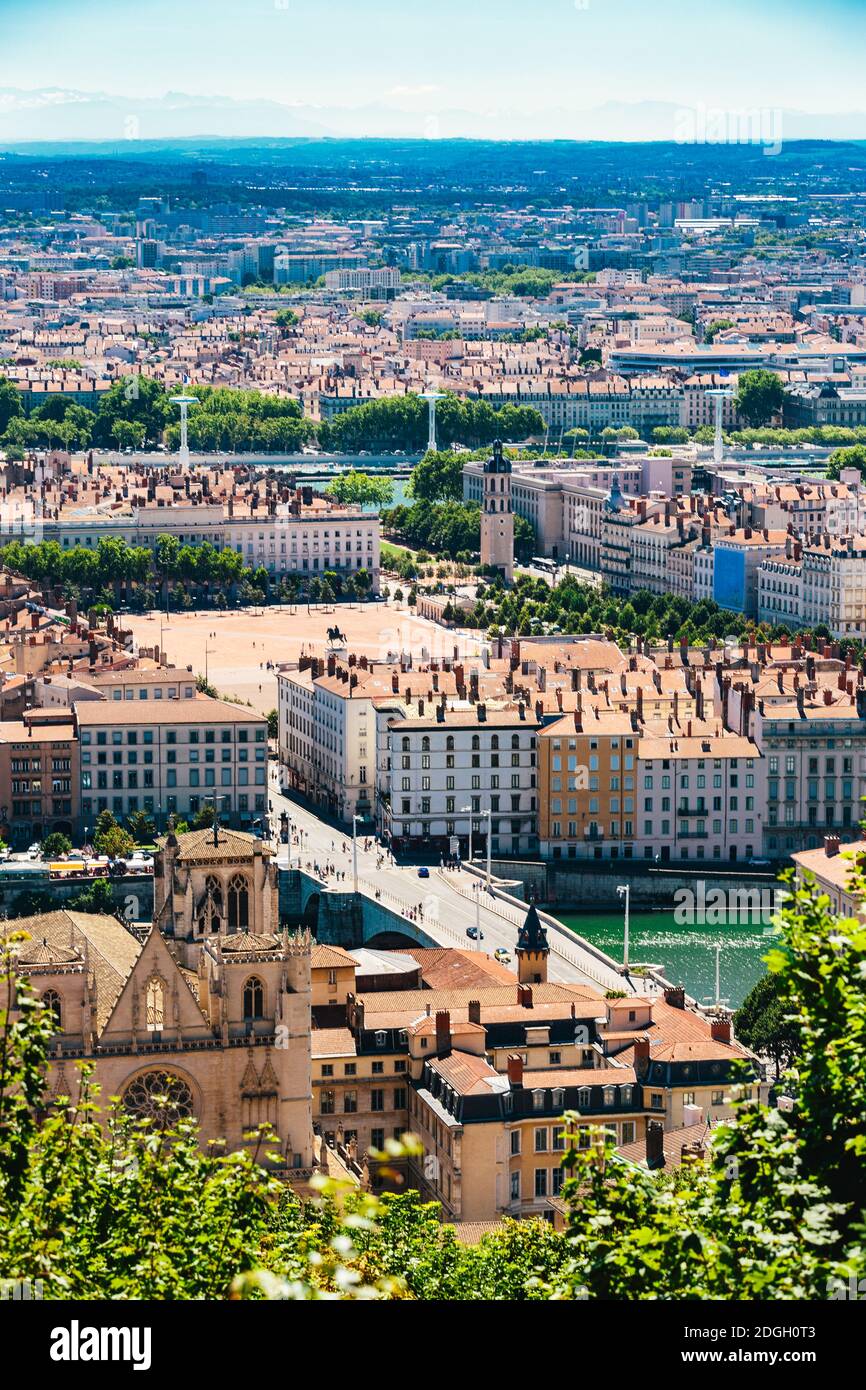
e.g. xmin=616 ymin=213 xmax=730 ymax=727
xmin=352 ymin=814 xmax=363 ymax=894
xmin=617 ymin=883 xmax=630 ymax=970
xmin=460 ymin=806 xmax=473 ymax=864
xmin=480 ymin=807 xmax=493 ymax=889
xmin=474 ymin=879 xmax=481 ymax=942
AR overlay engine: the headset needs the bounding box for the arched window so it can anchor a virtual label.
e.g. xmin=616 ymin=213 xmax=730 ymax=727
xmin=42 ymin=989 xmax=62 ymax=1029
xmin=198 ymin=874 xmax=223 ymax=935
xmin=228 ymin=874 xmax=250 ymax=931
xmin=471 ymin=734 xmax=480 ymax=750
xmin=511 ymin=733 xmax=520 ymax=749
xmin=145 ymin=976 xmax=165 ymax=1032
xmin=421 ymin=736 xmax=430 ymax=752
xmin=446 ymin=735 xmax=454 ymax=751
xmin=491 ymin=734 xmax=500 ymax=750
xmin=243 ymin=976 xmax=264 ymax=1020
xmin=401 ymin=736 xmax=410 ymax=752
xmin=205 ymin=874 xmax=222 ymax=909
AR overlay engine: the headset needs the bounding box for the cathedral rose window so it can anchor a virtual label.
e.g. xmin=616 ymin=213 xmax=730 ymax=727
xmin=123 ymin=1071 xmax=194 ymax=1125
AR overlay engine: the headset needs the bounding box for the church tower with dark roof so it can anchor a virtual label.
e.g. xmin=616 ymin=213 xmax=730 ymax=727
xmin=515 ymin=902 xmax=549 ymax=985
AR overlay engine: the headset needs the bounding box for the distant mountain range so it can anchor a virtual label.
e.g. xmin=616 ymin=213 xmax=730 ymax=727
xmin=3 ymin=87 xmax=866 ymax=145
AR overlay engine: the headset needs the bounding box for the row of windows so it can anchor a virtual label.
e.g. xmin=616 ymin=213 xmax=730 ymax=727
xmin=319 ymin=1088 xmax=407 ymax=1115
xmin=81 ymin=727 xmax=265 ymax=746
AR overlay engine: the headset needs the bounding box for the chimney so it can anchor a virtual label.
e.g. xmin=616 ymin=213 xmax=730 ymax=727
xmin=468 ymin=999 xmax=481 ymax=1025
xmin=710 ymin=1017 xmax=731 ymax=1045
xmin=506 ymin=1054 xmax=524 ymax=1088
xmin=664 ymin=984 xmax=685 ymax=1009
xmin=824 ymin=835 xmax=840 ymax=858
xmin=517 ymin=983 xmax=533 ymax=1009
xmin=435 ymin=1009 xmax=451 ymax=1055
xmin=646 ymin=1119 xmax=665 ymax=1169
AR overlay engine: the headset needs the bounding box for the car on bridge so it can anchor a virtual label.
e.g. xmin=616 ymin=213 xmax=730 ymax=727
xmin=494 ymin=947 xmax=511 ymax=964
xmin=467 ymin=926 xmax=484 ymax=940
xmin=417 ymin=866 xmax=430 ymax=878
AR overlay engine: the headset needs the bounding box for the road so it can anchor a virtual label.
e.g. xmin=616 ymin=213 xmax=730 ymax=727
xmin=267 ymin=765 xmax=630 ymax=993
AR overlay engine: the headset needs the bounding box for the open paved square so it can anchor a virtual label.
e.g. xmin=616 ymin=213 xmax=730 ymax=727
xmin=126 ymin=600 xmax=486 ymax=714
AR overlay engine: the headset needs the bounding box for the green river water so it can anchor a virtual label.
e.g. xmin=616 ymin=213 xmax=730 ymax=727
xmin=556 ymin=910 xmax=780 ymax=1009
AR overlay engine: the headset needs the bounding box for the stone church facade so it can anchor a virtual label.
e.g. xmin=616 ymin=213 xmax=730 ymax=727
xmin=7 ymin=824 xmax=314 ymax=1172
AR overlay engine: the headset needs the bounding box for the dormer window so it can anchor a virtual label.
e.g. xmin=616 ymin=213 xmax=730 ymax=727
xmin=532 ymin=1089 xmax=545 ymax=1111
xmin=375 ymin=1030 xmax=387 ymax=1048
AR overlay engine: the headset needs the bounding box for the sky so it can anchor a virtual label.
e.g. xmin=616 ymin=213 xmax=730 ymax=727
xmin=1 ymin=0 xmax=865 ymax=137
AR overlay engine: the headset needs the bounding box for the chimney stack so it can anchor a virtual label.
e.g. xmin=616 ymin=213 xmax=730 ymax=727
xmin=506 ymin=1053 xmax=524 ymax=1088
xmin=710 ymin=1017 xmax=731 ymax=1045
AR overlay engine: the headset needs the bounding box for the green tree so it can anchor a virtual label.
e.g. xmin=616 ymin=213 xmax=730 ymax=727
xmin=95 ymin=375 xmax=170 ymax=449
xmin=735 ymin=369 xmax=787 ymax=428
xmin=126 ymin=809 xmax=156 ymax=845
xmin=324 ymin=471 xmax=394 ymax=507
xmin=735 ymin=971 xmax=799 ymax=1080
xmin=405 ymin=450 xmax=465 ymax=502
xmin=40 ymin=832 xmax=72 ymax=859
xmin=266 ymin=708 xmax=279 ymax=740
xmin=68 ymin=877 xmax=116 ymax=915
xmin=826 ymin=444 xmax=866 ymax=481
xmin=0 ymin=376 xmax=23 ymax=436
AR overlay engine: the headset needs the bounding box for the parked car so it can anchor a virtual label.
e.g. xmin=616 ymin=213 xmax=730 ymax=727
xmin=27 ymin=843 xmax=41 ymax=860
xmin=417 ymin=866 xmax=430 ymax=878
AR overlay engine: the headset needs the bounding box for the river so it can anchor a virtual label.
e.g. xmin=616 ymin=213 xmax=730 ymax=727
xmin=556 ymin=909 xmax=779 ymax=1009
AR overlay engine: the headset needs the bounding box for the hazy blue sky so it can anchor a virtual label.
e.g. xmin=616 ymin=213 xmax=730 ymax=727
xmin=2 ymin=0 xmax=865 ymax=129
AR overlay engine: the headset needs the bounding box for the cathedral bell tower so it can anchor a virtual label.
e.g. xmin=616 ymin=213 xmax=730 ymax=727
xmin=480 ymin=438 xmax=514 ymax=582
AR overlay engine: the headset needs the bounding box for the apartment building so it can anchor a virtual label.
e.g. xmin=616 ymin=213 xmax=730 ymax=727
xmin=408 ymin=1048 xmax=643 ymax=1222
xmin=45 ymin=501 xmax=381 ymax=592
xmin=752 ymin=688 xmax=866 ymax=857
xmin=757 ymin=550 xmax=804 ymax=629
xmin=87 ymin=667 xmax=198 ymax=702
xmin=636 ymin=727 xmax=763 ymax=864
xmin=757 ymin=534 xmax=866 ymax=638
xmin=382 ymin=706 xmax=540 ymax=859
xmin=75 ymin=699 xmax=268 ymax=835
xmin=278 ymin=659 xmax=384 ymax=824
xmin=792 ymin=834 xmax=866 ymax=919
xmin=537 ymin=710 xmax=639 ymax=860
xmin=312 ymin=1010 xmax=410 ymax=1171
xmin=462 ymin=456 xmax=690 ymax=562
xmin=406 ymin=985 xmax=765 ymax=1223
xmin=713 ymin=526 xmax=789 ymax=616
xmin=0 ymin=719 xmax=78 ymax=847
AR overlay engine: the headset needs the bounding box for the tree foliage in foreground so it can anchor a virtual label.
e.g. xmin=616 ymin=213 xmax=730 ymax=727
xmin=1 ymin=865 xmax=865 ymax=1299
